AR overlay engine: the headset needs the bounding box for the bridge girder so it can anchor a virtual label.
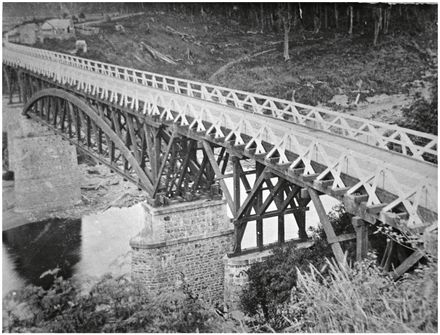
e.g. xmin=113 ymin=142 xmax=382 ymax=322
xmin=6 ymin=60 xmax=435 ymax=235
xmin=3 ymin=49 xmax=437 ymax=266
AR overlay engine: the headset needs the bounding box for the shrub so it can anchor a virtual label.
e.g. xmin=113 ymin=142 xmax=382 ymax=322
xmin=3 ymin=274 xmax=240 ymax=333
xmin=286 ymin=257 xmax=438 ymax=332
xmin=239 ymin=204 xmax=394 ymax=331
xmin=400 ymin=83 xmax=437 ymax=135
xmin=240 ymin=238 xmax=333 ymax=329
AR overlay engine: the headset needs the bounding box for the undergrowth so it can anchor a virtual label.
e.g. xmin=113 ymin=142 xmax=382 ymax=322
xmin=240 ymin=205 xmax=438 ymax=332
xmin=3 ymin=274 xmax=241 ymax=333
xmin=288 ymin=257 xmax=437 ymax=333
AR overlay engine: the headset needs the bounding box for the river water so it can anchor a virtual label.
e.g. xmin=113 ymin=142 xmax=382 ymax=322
xmin=3 ymin=205 xmax=144 ymax=297
xmin=3 ymin=194 xmax=339 ymax=298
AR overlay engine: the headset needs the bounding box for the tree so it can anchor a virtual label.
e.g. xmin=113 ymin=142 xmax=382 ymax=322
xmin=313 ymin=4 xmax=321 ymax=34
xmin=334 ymin=3 xmax=339 ymax=29
xmin=279 ymin=3 xmax=292 ymax=61
xmin=348 ymin=5 xmax=354 ymax=35
xmin=373 ymin=6 xmax=383 ymax=45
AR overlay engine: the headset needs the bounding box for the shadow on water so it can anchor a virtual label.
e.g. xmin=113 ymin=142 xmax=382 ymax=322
xmin=2 ymin=218 xmax=82 ymax=290
xmin=3 ymin=204 xmax=146 ymax=296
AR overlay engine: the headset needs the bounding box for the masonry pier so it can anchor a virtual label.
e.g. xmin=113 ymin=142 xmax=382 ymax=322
xmin=5 ymin=102 xmax=81 ymax=216
xmin=130 ymin=199 xmax=234 ymax=302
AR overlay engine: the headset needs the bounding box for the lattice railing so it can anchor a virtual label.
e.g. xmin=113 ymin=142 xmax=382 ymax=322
xmin=4 ymin=42 xmax=437 ymax=164
xmin=4 ymin=42 xmax=438 ymax=228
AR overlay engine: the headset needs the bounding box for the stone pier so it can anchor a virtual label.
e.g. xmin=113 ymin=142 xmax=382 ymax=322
xmin=130 ymin=199 xmax=234 ymax=302
xmin=4 ymin=100 xmax=81 ymax=216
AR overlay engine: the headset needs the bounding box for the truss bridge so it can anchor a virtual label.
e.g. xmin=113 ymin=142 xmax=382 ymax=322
xmin=3 ymin=42 xmax=437 ymax=270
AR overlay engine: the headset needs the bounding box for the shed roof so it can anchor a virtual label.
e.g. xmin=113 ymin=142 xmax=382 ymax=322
xmin=41 ymin=19 xmax=71 ymax=30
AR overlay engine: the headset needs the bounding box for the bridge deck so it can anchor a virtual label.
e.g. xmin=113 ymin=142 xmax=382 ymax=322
xmin=3 ymin=42 xmax=437 ymax=232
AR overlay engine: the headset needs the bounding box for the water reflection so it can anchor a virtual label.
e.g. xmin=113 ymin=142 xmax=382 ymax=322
xmin=3 ymin=218 xmax=82 ymax=290
xmin=2 ymin=204 xmax=145 ymax=297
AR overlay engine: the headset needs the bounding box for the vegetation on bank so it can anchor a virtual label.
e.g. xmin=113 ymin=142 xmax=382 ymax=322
xmin=239 ymin=205 xmax=437 ymax=332
xmin=4 ymin=205 xmax=437 ymax=333
xmin=3 ymin=274 xmax=241 ymax=333
xmin=289 ymin=259 xmax=437 ymax=333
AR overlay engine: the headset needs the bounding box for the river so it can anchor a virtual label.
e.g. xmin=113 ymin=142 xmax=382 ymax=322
xmin=3 ymin=195 xmax=339 ymax=297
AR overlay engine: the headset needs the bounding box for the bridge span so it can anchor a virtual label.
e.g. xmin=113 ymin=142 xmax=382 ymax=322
xmin=3 ymin=42 xmax=437 ymax=301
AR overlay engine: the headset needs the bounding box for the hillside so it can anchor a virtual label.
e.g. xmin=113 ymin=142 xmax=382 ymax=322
xmin=25 ymin=6 xmax=439 ymax=125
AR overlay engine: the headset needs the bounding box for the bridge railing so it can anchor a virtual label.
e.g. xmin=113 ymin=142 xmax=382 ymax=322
xmin=4 ymin=42 xmax=437 ymax=164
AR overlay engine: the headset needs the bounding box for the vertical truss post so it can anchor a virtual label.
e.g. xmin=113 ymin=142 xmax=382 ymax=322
xmin=352 ymin=216 xmax=368 ymax=261
xmin=232 ymin=156 xmax=242 ymax=253
xmin=232 ymin=156 xmax=241 ymax=216
xmin=256 ymin=161 xmax=264 ymax=249
xmin=154 ymin=129 xmax=161 ymax=178
xmin=293 ymin=209 xmax=307 ymax=240
xmin=277 ymin=190 xmax=285 ymax=244
xmin=295 ymin=188 xmax=310 ymax=240
xmin=3 ymin=66 xmax=13 ymax=104
xmin=17 ymin=71 xmax=24 ymax=103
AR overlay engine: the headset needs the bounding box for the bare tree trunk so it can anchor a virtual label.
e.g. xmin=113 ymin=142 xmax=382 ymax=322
xmin=270 ymin=8 xmax=275 ymax=32
xmin=334 ymin=4 xmax=339 ymax=29
xmin=292 ymin=3 xmax=298 ymax=29
xmin=260 ymin=3 xmax=264 ymax=33
xmin=356 ymin=6 xmax=360 ymax=25
xmin=373 ymin=7 xmax=383 ymax=46
xmin=324 ymin=4 xmax=328 ymax=29
xmin=348 ymin=5 xmax=353 ymax=35
xmin=384 ymin=5 xmax=391 ymax=34
xmin=282 ymin=3 xmax=292 ymax=61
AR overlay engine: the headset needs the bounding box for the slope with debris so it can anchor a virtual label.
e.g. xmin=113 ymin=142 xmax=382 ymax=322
xmin=32 ymin=10 xmax=437 ymax=122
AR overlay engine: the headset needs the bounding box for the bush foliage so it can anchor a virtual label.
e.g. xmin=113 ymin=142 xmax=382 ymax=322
xmin=401 ymin=84 xmax=438 ymax=135
xmin=240 ymin=238 xmax=333 ymax=325
xmin=240 ymin=205 xmax=355 ymax=327
xmin=240 ymin=205 xmax=437 ymax=332
xmin=3 ymin=274 xmax=240 ymax=333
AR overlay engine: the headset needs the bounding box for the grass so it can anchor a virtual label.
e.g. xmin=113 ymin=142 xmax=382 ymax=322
xmin=286 ymin=257 xmax=438 ymax=333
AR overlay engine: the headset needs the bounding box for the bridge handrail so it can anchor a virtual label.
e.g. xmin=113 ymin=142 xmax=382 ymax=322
xmin=4 ymin=42 xmax=437 ymax=163
xmin=5 ymin=43 xmax=438 ymax=229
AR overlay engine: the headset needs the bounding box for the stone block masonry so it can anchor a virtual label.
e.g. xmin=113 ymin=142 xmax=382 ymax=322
xmin=5 ymin=101 xmax=81 ymax=215
xmin=130 ymin=199 xmax=234 ymax=302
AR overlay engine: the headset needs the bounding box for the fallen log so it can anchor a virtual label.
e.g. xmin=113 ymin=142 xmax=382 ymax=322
xmin=140 ymin=41 xmax=177 ymax=65
xmin=165 ymin=25 xmax=195 ymax=41
xmin=209 ymin=48 xmax=276 ymax=81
